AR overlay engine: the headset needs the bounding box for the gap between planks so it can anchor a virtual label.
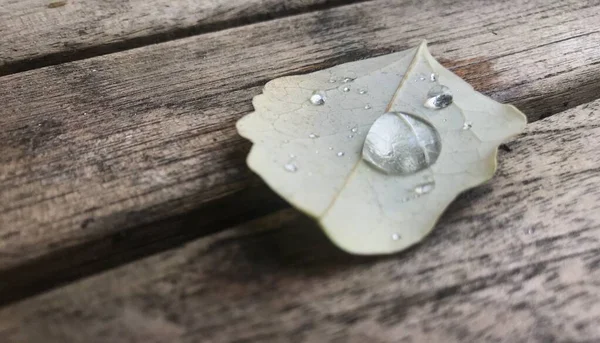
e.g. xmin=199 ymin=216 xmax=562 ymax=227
xmin=0 ymin=0 xmax=600 ymax=305
xmin=0 ymin=0 xmax=372 ymax=76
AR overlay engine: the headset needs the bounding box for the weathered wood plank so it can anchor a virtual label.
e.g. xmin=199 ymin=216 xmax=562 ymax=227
xmin=1 ymin=0 xmax=600 ymax=303
xmin=1 ymin=100 xmax=598 ymax=342
xmin=0 ymin=0 xmax=366 ymax=75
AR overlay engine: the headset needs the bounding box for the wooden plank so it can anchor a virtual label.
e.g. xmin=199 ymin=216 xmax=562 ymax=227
xmin=0 ymin=0 xmax=365 ymax=75
xmin=1 ymin=100 xmax=598 ymax=342
xmin=1 ymin=0 xmax=600 ymax=303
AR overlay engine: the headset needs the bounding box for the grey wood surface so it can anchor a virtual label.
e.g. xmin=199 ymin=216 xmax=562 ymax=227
xmin=0 ymin=0 xmax=364 ymax=75
xmin=1 ymin=99 xmax=599 ymax=342
xmin=1 ymin=0 xmax=600 ymax=304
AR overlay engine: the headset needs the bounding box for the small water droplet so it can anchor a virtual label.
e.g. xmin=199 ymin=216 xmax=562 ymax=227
xmin=424 ymin=85 xmax=453 ymax=109
xmin=414 ymin=181 xmax=435 ymax=195
xmin=284 ymin=163 xmax=297 ymax=172
xmin=348 ymin=134 xmax=354 ymax=139
xmin=392 ymin=233 xmax=400 ymax=240
xmin=363 ymin=112 xmax=442 ymax=175
xmin=309 ymin=92 xmax=325 ymax=105
xmin=463 ymin=122 xmax=472 ymax=130
xmin=364 ymin=104 xmax=372 ymax=110
xmin=308 ymin=133 xmax=319 ymax=139
xmin=416 ymin=73 xmax=426 ymax=81
xmin=527 ymin=228 xmax=535 ymax=234
xmin=430 ymin=73 xmax=438 ymax=82
xmin=343 ymin=77 xmax=354 ymax=83
xmin=337 ymin=151 xmax=345 ymax=157
xmin=351 ymin=127 xmax=358 ymax=133
xmin=328 ymin=147 xmax=334 ymax=150
xmin=358 ymin=89 xmax=367 ymax=94
xmin=342 ymin=86 xmax=351 ymax=92
xmin=329 ymin=78 xmax=337 ymax=83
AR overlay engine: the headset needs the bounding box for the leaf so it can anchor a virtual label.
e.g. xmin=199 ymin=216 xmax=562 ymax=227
xmin=236 ymin=41 xmax=527 ymax=255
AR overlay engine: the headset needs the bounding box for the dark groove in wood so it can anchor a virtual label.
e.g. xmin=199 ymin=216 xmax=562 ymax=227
xmin=0 ymin=0 xmax=372 ymax=77
xmin=0 ymin=184 xmax=287 ymax=306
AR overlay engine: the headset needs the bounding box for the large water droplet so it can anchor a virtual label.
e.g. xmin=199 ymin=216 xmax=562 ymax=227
xmin=337 ymin=151 xmax=345 ymax=157
xmin=424 ymin=85 xmax=453 ymax=109
xmin=284 ymin=163 xmax=297 ymax=172
xmin=414 ymin=181 xmax=435 ymax=195
xmin=362 ymin=112 xmax=442 ymax=175
xmin=309 ymin=92 xmax=325 ymax=105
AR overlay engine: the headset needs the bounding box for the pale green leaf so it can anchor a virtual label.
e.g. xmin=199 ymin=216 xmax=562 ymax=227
xmin=236 ymin=41 xmax=527 ymax=255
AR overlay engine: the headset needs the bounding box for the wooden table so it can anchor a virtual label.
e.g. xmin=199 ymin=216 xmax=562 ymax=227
xmin=1 ymin=0 xmax=599 ymax=341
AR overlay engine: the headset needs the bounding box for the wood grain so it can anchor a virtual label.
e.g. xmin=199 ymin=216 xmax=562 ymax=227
xmin=1 ymin=0 xmax=600 ymax=303
xmin=0 ymin=0 xmax=367 ymax=75
xmin=1 ymin=99 xmax=598 ymax=342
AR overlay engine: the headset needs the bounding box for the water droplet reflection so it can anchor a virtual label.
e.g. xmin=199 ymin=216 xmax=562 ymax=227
xmin=310 ymin=92 xmax=325 ymax=105
xmin=424 ymin=85 xmax=453 ymax=109
xmin=414 ymin=181 xmax=435 ymax=195
xmin=284 ymin=163 xmax=297 ymax=172
xmin=362 ymin=112 xmax=442 ymax=175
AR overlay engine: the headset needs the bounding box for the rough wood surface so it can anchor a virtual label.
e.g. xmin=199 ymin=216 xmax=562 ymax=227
xmin=0 ymin=0 xmax=365 ymax=75
xmin=1 ymin=100 xmax=598 ymax=342
xmin=1 ymin=0 xmax=600 ymax=303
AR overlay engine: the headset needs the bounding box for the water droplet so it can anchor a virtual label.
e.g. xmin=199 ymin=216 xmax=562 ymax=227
xmin=527 ymin=227 xmax=535 ymax=234
xmin=284 ymin=163 xmax=297 ymax=172
xmin=309 ymin=92 xmax=325 ymax=105
xmin=351 ymin=127 xmax=358 ymax=133
xmin=414 ymin=181 xmax=435 ymax=195
xmin=364 ymin=104 xmax=372 ymax=110
xmin=416 ymin=73 xmax=426 ymax=81
xmin=328 ymin=147 xmax=334 ymax=150
xmin=362 ymin=112 xmax=442 ymax=175
xmin=430 ymin=73 xmax=438 ymax=82
xmin=392 ymin=233 xmax=400 ymax=240
xmin=358 ymin=89 xmax=367 ymax=94
xmin=337 ymin=152 xmax=345 ymax=157
xmin=463 ymin=122 xmax=472 ymax=130
xmin=329 ymin=78 xmax=337 ymax=83
xmin=424 ymin=85 xmax=453 ymax=109
xmin=343 ymin=77 xmax=354 ymax=83
xmin=348 ymin=134 xmax=354 ymax=139
xmin=342 ymin=86 xmax=351 ymax=92
xmin=308 ymin=133 xmax=319 ymax=139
